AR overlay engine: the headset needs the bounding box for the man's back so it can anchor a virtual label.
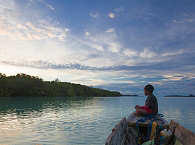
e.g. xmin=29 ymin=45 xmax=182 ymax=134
xmin=145 ymin=94 xmax=158 ymax=115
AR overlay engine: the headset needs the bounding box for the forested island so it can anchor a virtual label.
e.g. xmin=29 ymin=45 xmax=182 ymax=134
xmin=121 ymin=94 xmax=138 ymax=97
xmin=0 ymin=73 xmax=121 ymax=97
xmin=164 ymin=94 xmax=195 ymax=97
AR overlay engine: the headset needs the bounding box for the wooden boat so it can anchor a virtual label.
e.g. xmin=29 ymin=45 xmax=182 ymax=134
xmin=105 ymin=113 xmax=195 ymax=145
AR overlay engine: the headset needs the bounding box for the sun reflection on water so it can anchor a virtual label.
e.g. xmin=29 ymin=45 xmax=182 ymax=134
xmin=0 ymin=97 xmax=195 ymax=145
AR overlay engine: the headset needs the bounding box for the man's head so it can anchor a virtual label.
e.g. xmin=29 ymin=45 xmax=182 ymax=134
xmin=144 ymin=84 xmax=154 ymax=96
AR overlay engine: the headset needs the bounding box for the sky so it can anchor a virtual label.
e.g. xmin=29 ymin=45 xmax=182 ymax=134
xmin=0 ymin=0 xmax=195 ymax=96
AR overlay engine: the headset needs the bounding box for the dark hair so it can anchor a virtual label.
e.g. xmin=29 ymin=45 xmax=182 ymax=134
xmin=144 ymin=84 xmax=154 ymax=93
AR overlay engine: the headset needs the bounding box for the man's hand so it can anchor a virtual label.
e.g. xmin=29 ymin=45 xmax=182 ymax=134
xmin=135 ymin=105 xmax=140 ymax=109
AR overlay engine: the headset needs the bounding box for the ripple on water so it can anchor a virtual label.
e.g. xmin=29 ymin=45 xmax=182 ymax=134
xmin=0 ymin=97 xmax=195 ymax=145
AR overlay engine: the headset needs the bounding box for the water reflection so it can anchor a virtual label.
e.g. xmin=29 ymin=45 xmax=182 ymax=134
xmin=0 ymin=97 xmax=108 ymax=145
xmin=0 ymin=97 xmax=194 ymax=145
xmin=159 ymin=97 xmax=195 ymax=131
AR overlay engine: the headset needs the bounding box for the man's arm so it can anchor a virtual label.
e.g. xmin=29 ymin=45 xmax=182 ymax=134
xmin=145 ymin=96 xmax=152 ymax=108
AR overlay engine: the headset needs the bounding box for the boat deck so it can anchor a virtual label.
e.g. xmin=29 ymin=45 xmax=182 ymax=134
xmin=105 ymin=113 xmax=195 ymax=145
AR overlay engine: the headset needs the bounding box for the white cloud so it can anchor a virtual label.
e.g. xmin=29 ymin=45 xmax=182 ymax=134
xmin=123 ymin=49 xmax=138 ymax=57
xmin=2 ymin=0 xmax=193 ymax=90
xmin=162 ymin=74 xmax=185 ymax=81
xmin=86 ymin=31 xmax=122 ymax=53
xmin=139 ymin=48 xmax=156 ymax=58
xmin=0 ymin=15 xmax=69 ymax=41
xmin=93 ymin=45 xmax=104 ymax=51
xmin=173 ymin=18 xmax=194 ymax=24
xmin=0 ymin=0 xmax=143 ymax=70
xmin=0 ymin=1 xmax=66 ymax=41
xmin=108 ymin=42 xmax=120 ymax=53
xmin=29 ymin=0 xmax=55 ymax=11
xmin=85 ymin=32 xmax=90 ymax=36
xmin=70 ymin=36 xmax=105 ymax=52
xmin=106 ymin=28 xmax=115 ymax=33
xmin=108 ymin=12 xmax=115 ymax=19
xmin=162 ymin=49 xmax=184 ymax=57
xmin=89 ymin=12 xmax=99 ymax=18
xmin=42 ymin=1 xmax=55 ymax=11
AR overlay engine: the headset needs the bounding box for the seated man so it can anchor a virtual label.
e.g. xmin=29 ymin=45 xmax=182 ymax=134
xmin=135 ymin=84 xmax=158 ymax=116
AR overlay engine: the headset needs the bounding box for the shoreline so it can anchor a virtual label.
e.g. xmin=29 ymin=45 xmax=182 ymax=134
xmin=164 ymin=95 xmax=195 ymax=98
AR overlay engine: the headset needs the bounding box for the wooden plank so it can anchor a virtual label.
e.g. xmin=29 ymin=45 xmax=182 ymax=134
xmin=169 ymin=120 xmax=195 ymax=145
xmin=120 ymin=135 xmax=126 ymax=145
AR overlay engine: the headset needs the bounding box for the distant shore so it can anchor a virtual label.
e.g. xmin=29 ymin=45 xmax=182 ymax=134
xmin=164 ymin=95 xmax=195 ymax=97
xmin=120 ymin=94 xmax=138 ymax=97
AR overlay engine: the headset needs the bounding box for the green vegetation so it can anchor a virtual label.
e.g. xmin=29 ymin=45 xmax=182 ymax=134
xmin=164 ymin=94 xmax=195 ymax=97
xmin=0 ymin=73 xmax=121 ymax=97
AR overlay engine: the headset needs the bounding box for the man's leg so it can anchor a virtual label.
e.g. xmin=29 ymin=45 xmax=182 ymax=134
xmin=135 ymin=108 xmax=148 ymax=116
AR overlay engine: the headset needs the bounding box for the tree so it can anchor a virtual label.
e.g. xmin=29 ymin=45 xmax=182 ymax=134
xmin=0 ymin=73 xmax=121 ymax=97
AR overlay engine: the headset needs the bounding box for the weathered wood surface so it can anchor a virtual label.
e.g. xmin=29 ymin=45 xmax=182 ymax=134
xmin=105 ymin=118 xmax=128 ymax=145
xmin=105 ymin=113 xmax=195 ymax=145
xmin=169 ymin=120 xmax=195 ymax=145
xmin=126 ymin=127 xmax=137 ymax=145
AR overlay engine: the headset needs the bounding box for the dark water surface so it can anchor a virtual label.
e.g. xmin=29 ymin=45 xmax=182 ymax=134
xmin=0 ymin=96 xmax=194 ymax=145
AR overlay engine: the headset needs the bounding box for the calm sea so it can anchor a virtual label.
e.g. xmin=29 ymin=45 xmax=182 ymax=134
xmin=0 ymin=96 xmax=194 ymax=145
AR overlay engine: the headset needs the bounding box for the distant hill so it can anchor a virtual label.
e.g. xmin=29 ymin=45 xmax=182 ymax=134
xmin=120 ymin=94 xmax=138 ymax=97
xmin=164 ymin=94 xmax=195 ymax=97
xmin=0 ymin=73 xmax=121 ymax=97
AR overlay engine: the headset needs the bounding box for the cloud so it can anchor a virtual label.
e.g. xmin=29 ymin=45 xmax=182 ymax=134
xmin=172 ymin=15 xmax=195 ymax=24
xmin=162 ymin=75 xmax=185 ymax=81
xmin=123 ymin=49 xmax=138 ymax=57
xmin=108 ymin=42 xmax=120 ymax=53
xmin=0 ymin=6 xmax=69 ymax=41
xmin=161 ymin=49 xmax=184 ymax=57
xmin=87 ymin=30 xmax=122 ymax=53
xmin=2 ymin=50 xmax=195 ymax=72
xmin=85 ymin=32 xmax=90 ymax=36
xmin=1 ymin=60 xmax=96 ymax=70
xmin=140 ymin=48 xmax=156 ymax=58
xmin=108 ymin=12 xmax=115 ymax=19
xmin=3 ymin=21 xmax=69 ymax=41
xmin=70 ymin=35 xmax=105 ymax=52
xmin=1 ymin=0 xmax=195 ymax=95
xmin=74 ymin=29 xmax=122 ymax=55
xmin=29 ymin=0 xmax=55 ymax=11
xmin=105 ymin=28 xmax=115 ymax=33
xmin=98 ymin=77 xmax=195 ymax=96
xmin=39 ymin=0 xmax=55 ymax=11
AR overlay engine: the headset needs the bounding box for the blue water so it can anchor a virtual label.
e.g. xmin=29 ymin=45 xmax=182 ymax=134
xmin=0 ymin=96 xmax=194 ymax=145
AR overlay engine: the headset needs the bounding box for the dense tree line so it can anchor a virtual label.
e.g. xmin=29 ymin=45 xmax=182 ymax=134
xmin=0 ymin=73 xmax=121 ymax=97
